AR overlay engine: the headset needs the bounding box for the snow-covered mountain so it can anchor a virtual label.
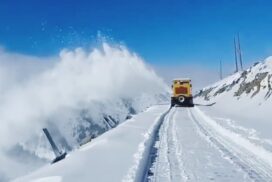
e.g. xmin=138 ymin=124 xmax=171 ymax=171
xmin=195 ymin=57 xmax=272 ymax=120
xmin=0 ymin=43 xmax=169 ymax=181
xmin=194 ymin=57 xmax=272 ymax=154
xmin=195 ymin=57 xmax=272 ymax=101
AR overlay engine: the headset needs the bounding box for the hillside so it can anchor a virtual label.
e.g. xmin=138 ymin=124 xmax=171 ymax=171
xmin=195 ymin=57 xmax=272 ymax=149
xmin=195 ymin=57 xmax=272 ymax=102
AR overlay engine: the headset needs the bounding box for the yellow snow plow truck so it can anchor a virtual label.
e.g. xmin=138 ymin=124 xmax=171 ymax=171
xmin=171 ymin=78 xmax=194 ymax=107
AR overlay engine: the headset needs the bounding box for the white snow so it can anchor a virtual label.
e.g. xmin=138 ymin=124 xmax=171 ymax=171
xmin=195 ymin=57 xmax=272 ymax=138
xmin=150 ymin=107 xmax=254 ymax=181
xmin=148 ymin=106 xmax=272 ymax=181
xmin=0 ymin=42 xmax=168 ymax=149
xmin=192 ymin=107 xmax=272 ymax=178
xmin=0 ymin=42 xmax=169 ymax=181
xmin=191 ymin=57 xmax=272 ymax=180
xmin=14 ymin=105 xmax=169 ymax=182
xmin=5 ymin=48 xmax=272 ymax=182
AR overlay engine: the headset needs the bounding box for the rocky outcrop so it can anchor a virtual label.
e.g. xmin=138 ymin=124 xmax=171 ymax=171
xmin=234 ymin=72 xmax=268 ymax=98
xmin=195 ymin=58 xmax=272 ymax=101
xmin=194 ymin=87 xmax=215 ymax=101
xmin=264 ymin=74 xmax=272 ymax=99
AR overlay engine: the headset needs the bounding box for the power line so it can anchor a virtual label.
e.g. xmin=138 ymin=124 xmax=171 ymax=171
xmin=234 ymin=37 xmax=238 ymax=73
xmin=237 ymin=33 xmax=243 ymax=71
xmin=219 ymin=59 xmax=223 ymax=80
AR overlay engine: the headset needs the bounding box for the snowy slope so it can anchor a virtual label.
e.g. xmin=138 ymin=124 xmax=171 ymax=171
xmin=195 ymin=57 xmax=272 ymax=103
xmin=14 ymin=105 xmax=169 ymax=182
xmin=194 ymin=57 xmax=272 ymax=161
xmin=195 ymin=57 xmax=272 ymax=126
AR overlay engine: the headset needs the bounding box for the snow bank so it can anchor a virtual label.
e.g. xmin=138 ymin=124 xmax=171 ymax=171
xmin=14 ymin=105 xmax=169 ymax=182
xmin=0 ymin=42 xmax=168 ymax=180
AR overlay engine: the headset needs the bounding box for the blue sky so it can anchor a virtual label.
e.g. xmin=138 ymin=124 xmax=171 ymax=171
xmin=1 ymin=0 xmax=272 ymax=68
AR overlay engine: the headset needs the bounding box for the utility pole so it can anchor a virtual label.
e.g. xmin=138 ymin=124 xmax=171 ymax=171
xmin=234 ymin=37 xmax=238 ymax=73
xmin=237 ymin=33 xmax=243 ymax=71
xmin=219 ymin=60 xmax=223 ymax=80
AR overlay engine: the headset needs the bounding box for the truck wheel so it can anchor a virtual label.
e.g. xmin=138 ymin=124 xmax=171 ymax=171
xmin=178 ymin=96 xmax=185 ymax=103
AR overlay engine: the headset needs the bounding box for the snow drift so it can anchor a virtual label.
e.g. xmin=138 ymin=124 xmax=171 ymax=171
xmin=0 ymin=42 xmax=168 ymax=181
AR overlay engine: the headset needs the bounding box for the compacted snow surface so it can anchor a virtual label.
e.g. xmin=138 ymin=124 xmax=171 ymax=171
xmin=14 ymin=105 xmax=272 ymax=182
xmin=148 ymin=107 xmax=272 ymax=182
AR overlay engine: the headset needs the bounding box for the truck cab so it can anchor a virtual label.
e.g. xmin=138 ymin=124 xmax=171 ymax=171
xmin=171 ymin=78 xmax=194 ymax=107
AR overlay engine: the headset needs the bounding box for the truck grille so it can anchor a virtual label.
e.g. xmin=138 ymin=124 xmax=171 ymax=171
xmin=175 ymin=87 xmax=188 ymax=94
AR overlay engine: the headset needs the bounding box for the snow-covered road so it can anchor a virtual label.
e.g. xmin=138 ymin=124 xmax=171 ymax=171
xmin=148 ymin=107 xmax=272 ymax=182
xmin=14 ymin=105 xmax=272 ymax=182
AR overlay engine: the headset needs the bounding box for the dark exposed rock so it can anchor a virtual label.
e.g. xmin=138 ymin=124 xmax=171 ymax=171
xmin=126 ymin=115 xmax=133 ymax=119
xmin=73 ymin=114 xmax=107 ymax=143
xmin=234 ymin=72 xmax=268 ymax=98
xmin=213 ymin=77 xmax=241 ymax=97
xmin=265 ymin=74 xmax=272 ymax=99
xmin=194 ymin=87 xmax=216 ymax=101
xmin=253 ymin=62 xmax=260 ymax=66
xmin=72 ymin=99 xmax=138 ymax=146
xmin=212 ymin=84 xmax=228 ymax=97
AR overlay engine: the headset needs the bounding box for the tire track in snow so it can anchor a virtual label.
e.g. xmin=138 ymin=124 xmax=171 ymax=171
xmin=137 ymin=107 xmax=171 ymax=182
xmin=168 ymin=108 xmax=188 ymax=181
xmin=146 ymin=108 xmax=188 ymax=182
xmin=188 ymin=108 xmax=272 ymax=182
xmin=152 ymin=108 xmax=172 ymax=182
xmin=153 ymin=108 xmax=185 ymax=182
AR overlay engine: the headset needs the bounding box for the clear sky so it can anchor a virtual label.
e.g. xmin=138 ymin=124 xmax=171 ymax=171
xmin=1 ymin=0 xmax=272 ymax=68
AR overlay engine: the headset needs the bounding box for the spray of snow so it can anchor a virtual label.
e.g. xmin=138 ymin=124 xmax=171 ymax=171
xmin=0 ymin=42 xmax=168 ymax=180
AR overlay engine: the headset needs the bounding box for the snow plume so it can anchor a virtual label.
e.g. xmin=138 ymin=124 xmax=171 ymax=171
xmin=0 ymin=48 xmax=55 ymax=94
xmin=0 ymin=43 xmax=168 ymax=180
